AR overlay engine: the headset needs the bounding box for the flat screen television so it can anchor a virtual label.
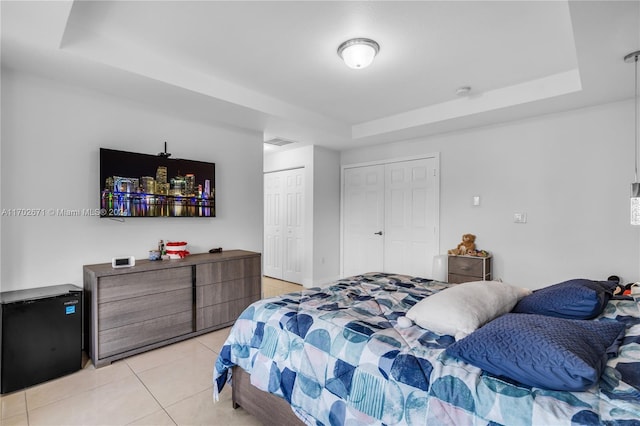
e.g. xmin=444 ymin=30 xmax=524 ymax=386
xmin=99 ymin=148 xmax=215 ymax=218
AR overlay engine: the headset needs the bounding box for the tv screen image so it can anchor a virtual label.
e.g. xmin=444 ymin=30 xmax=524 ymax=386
xmin=99 ymin=148 xmax=215 ymax=218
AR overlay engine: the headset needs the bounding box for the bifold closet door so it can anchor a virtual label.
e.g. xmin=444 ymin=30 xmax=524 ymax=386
xmin=383 ymin=159 xmax=437 ymax=277
xmin=264 ymin=168 xmax=305 ymax=284
xmin=342 ymin=158 xmax=438 ymax=278
xmin=342 ymin=165 xmax=385 ymax=277
xmin=264 ymin=172 xmax=284 ymax=279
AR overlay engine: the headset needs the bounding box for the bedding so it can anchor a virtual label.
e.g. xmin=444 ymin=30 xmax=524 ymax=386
xmin=406 ymin=280 xmax=531 ymax=339
xmin=512 ymin=278 xmax=618 ymax=319
xmin=214 ymin=273 xmax=640 ymax=425
xmin=445 ymin=313 xmax=626 ymax=391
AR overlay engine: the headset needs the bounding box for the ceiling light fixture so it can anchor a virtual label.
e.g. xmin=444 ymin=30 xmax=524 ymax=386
xmin=337 ymin=38 xmax=380 ymax=69
xmin=625 ymin=50 xmax=640 ymax=225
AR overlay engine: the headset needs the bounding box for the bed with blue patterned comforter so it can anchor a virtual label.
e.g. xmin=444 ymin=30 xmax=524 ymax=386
xmin=213 ymin=273 xmax=640 ymax=425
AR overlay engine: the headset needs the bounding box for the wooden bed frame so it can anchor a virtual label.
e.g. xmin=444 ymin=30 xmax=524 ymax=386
xmin=231 ymin=366 xmax=305 ymax=425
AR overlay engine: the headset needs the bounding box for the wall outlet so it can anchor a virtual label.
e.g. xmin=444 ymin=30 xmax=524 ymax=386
xmin=514 ymin=212 xmax=527 ymax=223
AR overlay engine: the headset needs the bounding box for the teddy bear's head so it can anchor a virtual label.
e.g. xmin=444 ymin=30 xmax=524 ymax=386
xmin=462 ymin=234 xmax=476 ymax=243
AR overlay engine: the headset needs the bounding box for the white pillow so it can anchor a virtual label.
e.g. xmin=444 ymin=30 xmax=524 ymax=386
xmin=405 ymin=281 xmax=531 ymax=339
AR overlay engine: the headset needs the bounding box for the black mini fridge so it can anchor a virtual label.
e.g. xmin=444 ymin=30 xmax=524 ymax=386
xmin=1 ymin=284 xmax=82 ymax=394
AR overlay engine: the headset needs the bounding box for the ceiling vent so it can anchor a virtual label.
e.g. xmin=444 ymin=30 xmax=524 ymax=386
xmin=264 ymin=137 xmax=296 ymax=147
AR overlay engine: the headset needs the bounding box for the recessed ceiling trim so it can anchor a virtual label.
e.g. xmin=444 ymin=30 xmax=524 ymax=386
xmin=59 ymin=25 xmax=350 ymax=138
xmin=6 ymin=0 xmax=631 ymax=151
xmin=352 ymin=69 xmax=582 ymax=139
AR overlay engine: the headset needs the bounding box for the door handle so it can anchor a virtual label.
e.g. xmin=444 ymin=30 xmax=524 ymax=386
xmin=374 ymin=231 xmax=383 ymax=235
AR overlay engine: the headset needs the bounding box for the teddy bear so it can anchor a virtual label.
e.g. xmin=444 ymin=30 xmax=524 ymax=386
xmin=448 ymin=233 xmax=476 ymax=255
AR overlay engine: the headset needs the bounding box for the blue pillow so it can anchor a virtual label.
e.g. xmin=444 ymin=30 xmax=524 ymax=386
xmin=445 ymin=313 xmax=625 ymax=391
xmin=512 ymin=279 xmax=617 ymax=319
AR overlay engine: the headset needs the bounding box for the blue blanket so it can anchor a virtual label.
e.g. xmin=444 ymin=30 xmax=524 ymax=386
xmin=214 ymin=273 xmax=640 ymax=425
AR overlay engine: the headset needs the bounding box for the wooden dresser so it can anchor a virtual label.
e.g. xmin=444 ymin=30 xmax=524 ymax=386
xmin=448 ymin=255 xmax=492 ymax=284
xmin=83 ymin=250 xmax=260 ymax=367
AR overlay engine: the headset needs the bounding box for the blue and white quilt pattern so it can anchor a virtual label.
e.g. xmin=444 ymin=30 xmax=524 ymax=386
xmin=213 ymin=273 xmax=640 ymax=425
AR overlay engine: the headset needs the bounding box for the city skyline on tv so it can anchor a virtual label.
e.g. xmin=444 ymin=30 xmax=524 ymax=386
xmin=99 ymin=148 xmax=215 ymax=218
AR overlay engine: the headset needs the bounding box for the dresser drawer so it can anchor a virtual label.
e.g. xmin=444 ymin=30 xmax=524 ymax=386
xmin=98 ymin=288 xmax=193 ymax=331
xmin=196 ymin=276 xmax=261 ymax=309
xmin=448 ymin=255 xmax=491 ymax=283
xmin=98 ymin=311 xmax=193 ymax=358
xmin=196 ymin=295 xmax=261 ymax=331
xmin=196 ymin=256 xmax=261 ymax=285
xmin=448 ymin=273 xmax=481 ymax=284
xmin=98 ymin=267 xmax=192 ymax=303
xmin=448 ymin=256 xmax=483 ymax=276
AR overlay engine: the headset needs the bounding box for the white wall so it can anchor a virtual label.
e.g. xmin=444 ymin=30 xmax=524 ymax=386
xmin=342 ymin=101 xmax=640 ymax=289
xmin=0 ymin=69 xmax=264 ymax=292
xmin=264 ymin=145 xmax=341 ymax=286
xmin=312 ymin=147 xmax=341 ymax=285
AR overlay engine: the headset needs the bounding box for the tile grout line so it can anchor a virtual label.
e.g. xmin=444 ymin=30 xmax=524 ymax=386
xmin=124 ymin=339 xmax=222 ymax=426
xmin=127 ymin=363 xmax=178 ymax=426
xmin=23 ymin=365 xmax=136 ymax=419
xmin=25 ymin=391 xmax=30 ymax=426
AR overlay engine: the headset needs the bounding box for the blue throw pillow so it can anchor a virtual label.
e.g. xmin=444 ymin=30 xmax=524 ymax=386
xmin=445 ymin=313 xmax=625 ymax=391
xmin=512 ymin=279 xmax=617 ymax=319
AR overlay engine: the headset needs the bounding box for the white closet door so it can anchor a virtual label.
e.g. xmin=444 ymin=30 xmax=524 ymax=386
xmin=264 ymin=172 xmax=284 ymax=278
xmin=342 ymin=165 xmax=385 ymax=277
xmin=342 ymin=157 xmax=439 ymax=278
xmin=282 ymin=169 xmax=305 ymax=284
xmin=264 ymin=168 xmax=305 ymax=284
xmin=384 ymin=158 xmax=437 ymax=277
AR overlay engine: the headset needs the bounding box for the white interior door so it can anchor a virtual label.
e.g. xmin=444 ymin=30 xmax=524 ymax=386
xmin=342 ymin=165 xmax=385 ymax=277
xmin=342 ymin=157 xmax=439 ymax=278
xmin=264 ymin=168 xmax=305 ymax=284
xmin=264 ymin=172 xmax=283 ymax=278
xmin=384 ymin=158 xmax=437 ymax=277
xmin=282 ymin=169 xmax=304 ymax=283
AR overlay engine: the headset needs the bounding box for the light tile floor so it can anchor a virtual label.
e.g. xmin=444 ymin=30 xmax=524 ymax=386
xmin=262 ymin=276 xmax=304 ymax=299
xmin=0 ymin=277 xmax=303 ymax=426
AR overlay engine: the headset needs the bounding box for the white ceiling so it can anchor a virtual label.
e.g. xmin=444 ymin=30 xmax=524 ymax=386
xmin=2 ymin=1 xmax=639 ymax=151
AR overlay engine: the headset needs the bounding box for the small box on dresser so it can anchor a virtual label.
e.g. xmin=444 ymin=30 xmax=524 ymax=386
xmin=448 ymin=255 xmax=492 ymax=284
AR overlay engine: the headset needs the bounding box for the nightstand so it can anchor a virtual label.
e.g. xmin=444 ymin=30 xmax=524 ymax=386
xmin=448 ymin=255 xmax=492 ymax=284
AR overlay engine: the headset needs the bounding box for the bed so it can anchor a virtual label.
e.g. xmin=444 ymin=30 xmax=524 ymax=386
xmin=214 ymin=273 xmax=640 ymax=425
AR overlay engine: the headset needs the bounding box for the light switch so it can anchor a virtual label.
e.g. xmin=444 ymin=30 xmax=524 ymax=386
xmin=514 ymin=212 xmax=527 ymax=223
xmin=473 ymin=196 xmax=480 ymax=206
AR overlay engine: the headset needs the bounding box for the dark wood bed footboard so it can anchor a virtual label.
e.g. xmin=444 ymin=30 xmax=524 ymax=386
xmin=231 ymin=366 xmax=305 ymax=426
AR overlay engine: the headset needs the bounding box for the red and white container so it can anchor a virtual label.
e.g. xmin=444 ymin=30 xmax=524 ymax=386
xmin=165 ymin=241 xmax=189 ymax=259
